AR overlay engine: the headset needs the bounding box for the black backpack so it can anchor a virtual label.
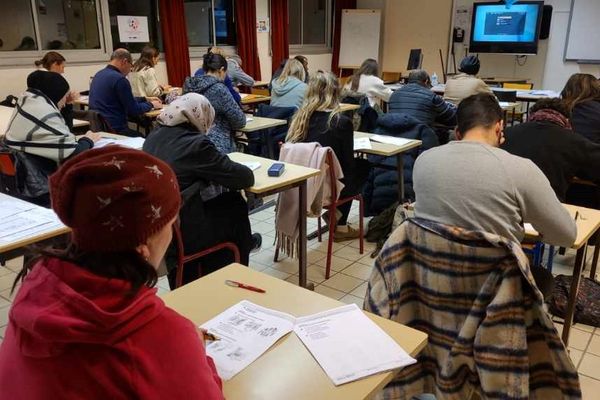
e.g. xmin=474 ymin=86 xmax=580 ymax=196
xmin=366 ymin=202 xmax=399 ymax=257
xmin=549 ymin=274 xmax=600 ymax=327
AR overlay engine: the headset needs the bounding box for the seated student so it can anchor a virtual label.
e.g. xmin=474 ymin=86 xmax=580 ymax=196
xmin=194 ymin=47 xmax=241 ymax=104
xmin=388 ymin=70 xmax=457 ymax=127
xmin=34 ymin=51 xmax=79 ymax=129
xmin=89 ymin=48 xmax=162 ymax=136
xmin=561 ymin=73 xmax=600 ymax=144
xmin=286 ymin=71 xmax=370 ymax=241
xmin=413 ymin=93 xmax=576 ymax=248
xmin=143 ymin=94 xmax=260 ymax=288
xmin=129 ymin=46 xmax=171 ymax=98
xmin=4 ymin=71 xmax=100 ymax=206
xmin=443 ymin=55 xmax=492 ymax=105
xmin=226 ymin=54 xmax=255 ymax=87
xmin=270 ymin=59 xmax=307 ymax=109
xmin=344 ymin=58 xmax=392 ymax=106
xmin=502 ymin=98 xmax=600 ymax=202
xmin=272 ymin=55 xmax=310 ymax=85
xmin=184 ymin=53 xmax=246 ymax=154
xmin=0 ymin=147 xmax=224 ymax=399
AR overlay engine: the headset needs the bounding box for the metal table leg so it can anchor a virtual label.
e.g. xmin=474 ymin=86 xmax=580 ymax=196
xmin=562 ymin=244 xmax=588 ymax=345
xmin=298 ymin=181 xmax=312 ymax=289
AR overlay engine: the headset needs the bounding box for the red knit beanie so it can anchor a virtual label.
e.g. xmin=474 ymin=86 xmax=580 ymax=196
xmin=49 ymin=146 xmax=181 ymax=252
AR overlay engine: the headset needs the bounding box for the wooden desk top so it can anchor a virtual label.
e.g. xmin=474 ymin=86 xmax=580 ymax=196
xmin=239 ymin=116 xmax=287 ymax=133
xmin=339 ymin=103 xmax=360 ymax=112
xmin=161 ymin=264 xmax=428 ymax=400
xmin=252 ymin=80 xmax=270 ymax=87
xmin=73 ymin=119 xmax=90 ymax=128
xmin=525 ymin=204 xmax=600 ymax=250
xmin=354 ymin=131 xmax=422 ymax=157
xmin=228 ymin=152 xmax=320 ymax=195
xmin=241 ymin=94 xmax=271 ymax=105
xmin=0 ymin=105 xmax=15 ymax=135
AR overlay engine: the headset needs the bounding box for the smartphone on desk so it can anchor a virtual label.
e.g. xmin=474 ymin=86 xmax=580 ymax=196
xmin=268 ymin=163 xmax=285 ymax=177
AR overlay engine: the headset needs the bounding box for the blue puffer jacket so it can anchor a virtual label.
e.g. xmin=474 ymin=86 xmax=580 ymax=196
xmin=363 ymin=113 xmax=439 ymax=216
xmin=183 ymin=75 xmax=246 ymax=154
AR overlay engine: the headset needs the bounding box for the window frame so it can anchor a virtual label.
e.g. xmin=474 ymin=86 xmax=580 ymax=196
xmin=0 ymin=0 xmax=112 ymax=67
xmin=288 ymin=0 xmax=333 ymax=54
xmin=186 ymin=0 xmax=237 ymax=58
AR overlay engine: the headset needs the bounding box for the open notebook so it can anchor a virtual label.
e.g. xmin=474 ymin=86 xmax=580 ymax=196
xmin=201 ymin=300 xmax=416 ymax=385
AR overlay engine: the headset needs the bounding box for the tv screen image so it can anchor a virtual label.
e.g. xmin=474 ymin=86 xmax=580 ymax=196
xmin=469 ymin=1 xmax=544 ymax=54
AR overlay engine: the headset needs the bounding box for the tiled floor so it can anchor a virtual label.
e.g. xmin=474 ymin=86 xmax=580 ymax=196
xmin=1 ymin=203 xmax=600 ymax=398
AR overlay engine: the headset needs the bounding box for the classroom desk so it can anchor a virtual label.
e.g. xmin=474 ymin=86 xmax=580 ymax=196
xmin=239 ymin=116 xmax=287 ymax=133
xmin=241 ymin=94 xmax=271 ymax=105
xmin=0 ymin=194 xmax=70 ymax=256
xmin=72 ymin=119 xmax=90 ymax=128
xmin=432 ymin=84 xmax=559 ymax=102
xmin=252 ymin=80 xmax=270 ymax=88
xmin=354 ymin=131 xmax=422 ymax=201
xmin=161 ymin=263 xmax=428 ymax=400
xmin=227 ymin=152 xmax=320 ymax=288
xmin=525 ymin=204 xmax=600 ymax=346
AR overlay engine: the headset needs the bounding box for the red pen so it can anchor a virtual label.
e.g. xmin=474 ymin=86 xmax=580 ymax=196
xmin=225 ymin=279 xmax=266 ymax=293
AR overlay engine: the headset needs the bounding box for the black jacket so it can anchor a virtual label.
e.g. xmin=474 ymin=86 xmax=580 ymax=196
xmin=502 ymin=121 xmax=600 ymax=202
xmin=572 ymin=100 xmax=600 ymax=145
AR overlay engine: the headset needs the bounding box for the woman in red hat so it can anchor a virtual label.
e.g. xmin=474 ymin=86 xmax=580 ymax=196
xmin=0 ymin=147 xmax=224 ymax=399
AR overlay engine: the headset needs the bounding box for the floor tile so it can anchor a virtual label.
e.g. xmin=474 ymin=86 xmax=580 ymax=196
xmin=284 ymin=275 xmax=317 ymax=287
xmin=260 ymin=267 xmax=292 ymax=281
xmin=0 ymin=267 xmax=13 ymax=277
xmin=341 ymin=263 xmax=374 ymax=281
xmin=340 ymin=294 xmax=364 ymax=308
xmin=578 ymin=374 xmax=600 ymax=399
xmin=271 ymin=257 xmax=303 ymax=275
xmin=346 ymin=239 xmax=377 ymax=252
xmin=307 ymin=249 xmax=327 ymax=264
xmin=574 ymin=323 xmax=596 ymax=334
xmin=568 ymin=348 xmax=583 ymax=368
xmin=321 ymin=273 xmax=364 ymax=293
xmin=250 ymin=249 xmax=276 ymax=266
xmin=308 ymin=239 xmax=347 ymax=253
xmin=249 ymin=262 xmax=269 ymax=272
xmin=350 ymin=281 xmax=369 ymax=298
xmin=313 ymin=284 xmax=346 ymax=300
xmin=296 ymin=265 xmax=335 ymax=284
xmin=0 ymin=296 xmax=10 ymax=309
xmin=251 ymin=221 xmax=276 ymax=236
xmin=0 ymin=306 xmax=9 ymax=327
xmin=586 ymin=335 xmax=600 ymax=356
xmin=334 ymin=245 xmax=367 ymax=261
xmin=569 ymin=328 xmax=593 ymax=351
xmin=579 ymin=353 xmax=600 ymax=380
xmin=0 ymin=288 xmax=17 ymax=302
xmin=0 ymin=273 xmax=17 ymax=292
xmin=314 ymin=255 xmax=355 ymax=272
xmin=0 ymin=324 xmax=6 ymax=339
xmin=4 ymin=257 xmax=24 ymax=273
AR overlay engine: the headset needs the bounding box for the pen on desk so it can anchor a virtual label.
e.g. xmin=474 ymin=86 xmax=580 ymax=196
xmin=204 ymin=331 xmax=220 ymax=342
xmin=225 ymin=279 xmax=266 ymax=293
xmin=574 ymin=211 xmax=579 ymax=221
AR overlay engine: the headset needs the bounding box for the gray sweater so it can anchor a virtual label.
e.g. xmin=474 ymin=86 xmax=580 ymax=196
xmin=413 ymin=141 xmax=577 ymax=247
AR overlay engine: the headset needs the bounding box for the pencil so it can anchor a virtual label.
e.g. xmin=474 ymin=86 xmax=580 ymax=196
xmin=204 ymin=332 xmax=220 ymax=342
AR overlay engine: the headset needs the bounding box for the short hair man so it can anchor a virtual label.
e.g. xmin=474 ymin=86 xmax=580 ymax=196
xmin=502 ymin=98 xmax=600 ymax=203
xmin=413 ymin=93 xmax=576 ymax=248
xmin=89 ymin=49 xmax=162 ymax=136
xmin=388 ymin=69 xmax=457 ymax=128
xmin=444 ymin=55 xmax=492 ymax=105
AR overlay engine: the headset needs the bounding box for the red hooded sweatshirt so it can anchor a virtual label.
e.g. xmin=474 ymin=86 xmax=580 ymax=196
xmin=0 ymin=257 xmax=224 ymax=399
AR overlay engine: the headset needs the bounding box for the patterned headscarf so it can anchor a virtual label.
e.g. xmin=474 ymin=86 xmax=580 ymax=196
xmin=157 ymin=93 xmax=215 ymax=133
xmin=528 ymin=108 xmax=572 ymax=130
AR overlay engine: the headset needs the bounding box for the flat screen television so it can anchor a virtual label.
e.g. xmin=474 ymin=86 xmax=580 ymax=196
xmin=469 ymin=1 xmax=544 ymax=54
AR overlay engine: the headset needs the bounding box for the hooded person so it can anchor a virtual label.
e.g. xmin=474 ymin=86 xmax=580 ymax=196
xmin=0 ymin=147 xmax=225 ymax=399
xmin=144 ymin=93 xmax=260 ymax=288
xmin=443 ymin=55 xmax=492 ymax=105
xmin=4 ymin=70 xmax=100 ymax=206
xmin=226 ymin=54 xmax=255 ymax=87
xmin=270 ymin=58 xmax=308 ymax=109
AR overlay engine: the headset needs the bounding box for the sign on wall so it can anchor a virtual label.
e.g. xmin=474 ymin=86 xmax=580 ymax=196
xmin=117 ymin=15 xmax=150 ymax=43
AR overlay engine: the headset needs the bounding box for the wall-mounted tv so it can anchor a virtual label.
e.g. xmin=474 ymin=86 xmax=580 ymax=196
xmin=469 ymin=1 xmax=544 ymax=54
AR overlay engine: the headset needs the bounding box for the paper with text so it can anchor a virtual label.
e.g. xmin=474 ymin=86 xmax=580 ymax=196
xmin=0 ymin=195 xmax=65 ymax=245
xmin=239 ymin=161 xmax=261 ymax=171
xmin=294 ymin=304 xmax=417 ymax=386
xmin=201 ymin=300 xmax=295 ymax=380
xmin=94 ymin=137 xmax=145 ymax=150
xmin=353 ymin=137 xmax=372 ymax=150
xmin=370 ymin=135 xmax=414 ymax=147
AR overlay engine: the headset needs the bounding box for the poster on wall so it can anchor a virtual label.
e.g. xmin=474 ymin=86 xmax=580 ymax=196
xmin=117 ymin=15 xmax=150 ymax=43
xmin=257 ymin=18 xmax=269 ymax=33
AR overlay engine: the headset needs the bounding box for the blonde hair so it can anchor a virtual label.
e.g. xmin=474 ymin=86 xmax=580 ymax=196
xmin=286 ymin=71 xmax=341 ymax=143
xmin=207 ymin=46 xmax=226 ymax=56
xmin=277 ymin=59 xmax=306 ymax=84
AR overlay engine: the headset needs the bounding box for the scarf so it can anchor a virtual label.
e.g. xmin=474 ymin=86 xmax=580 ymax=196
xmin=528 ymin=108 xmax=572 ymax=130
xmin=157 ymin=93 xmax=215 ymax=133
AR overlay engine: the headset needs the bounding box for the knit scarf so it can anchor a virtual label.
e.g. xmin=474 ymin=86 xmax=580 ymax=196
xmin=528 ymin=109 xmax=572 ymax=130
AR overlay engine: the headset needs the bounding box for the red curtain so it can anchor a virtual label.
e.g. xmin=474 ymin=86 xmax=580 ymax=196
xmin=331 ymin=0 xmax=357 ymax=76
xmin=235 ymin=0 xmax=261 ymax=80
xmin=270 ymin=0 xmax=289 ymax=74
xmin=158 ymin=0 xmax=191 ymax=87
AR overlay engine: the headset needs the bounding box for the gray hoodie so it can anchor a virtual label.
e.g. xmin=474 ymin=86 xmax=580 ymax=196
xmin=270 ymin=77 xmax=307 ymax=109
xmin=227 ymin=55 xmax=255 ymax=87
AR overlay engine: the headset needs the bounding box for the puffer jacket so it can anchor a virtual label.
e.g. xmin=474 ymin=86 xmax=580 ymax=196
xmin=183 ymin=75 xmax=246 ymax=153
xmin=363 ymin=113 xmax=438 ymax=215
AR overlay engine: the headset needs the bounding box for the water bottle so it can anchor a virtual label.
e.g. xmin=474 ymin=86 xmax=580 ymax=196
xmin=431 ymin=72 xmax=439 ymax=87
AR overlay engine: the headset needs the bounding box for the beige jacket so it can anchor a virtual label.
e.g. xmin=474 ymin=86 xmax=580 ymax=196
xmin=443 ymin=73 xmax=492 ymax=105
xmin=129 ymin=67 xmax=163 ymax=98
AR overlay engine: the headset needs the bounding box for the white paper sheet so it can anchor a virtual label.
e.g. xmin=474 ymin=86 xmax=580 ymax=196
xmin=94 ymin=137 xmax=145 ymax=150
xmin=201 ymin=300 xmax=295 ymax=381
xmin=370 ymin=134 xmax=414 ymax=147
xmin=294 ymin=304 xmax=417 ymax=386
xmin=0 ymin=195 xmax=65 ymax=245
xmin=524 ymin=223 xmax=539 ymax=237
xmin=353 ymin=137 xmax=372 ymax=150
xmin=238 ymin=161 xmax=261 ymax=171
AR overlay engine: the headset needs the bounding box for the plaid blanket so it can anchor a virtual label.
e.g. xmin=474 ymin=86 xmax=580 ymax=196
xmin=366 ymin=218 xmax=580 ymax=400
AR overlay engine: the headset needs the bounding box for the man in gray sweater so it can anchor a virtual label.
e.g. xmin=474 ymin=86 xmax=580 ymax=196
xmin=413 ymin=93 xmax=576 ymax=248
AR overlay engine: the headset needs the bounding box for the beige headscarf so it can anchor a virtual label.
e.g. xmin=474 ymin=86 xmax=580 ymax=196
xmin=157 ymin=93 xmax=215 ymax=133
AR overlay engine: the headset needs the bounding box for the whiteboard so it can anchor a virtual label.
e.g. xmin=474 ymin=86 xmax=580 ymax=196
xmin=564 ymin=0 xmax=600 ymax=63
xmin=339 ymin=9 xmax=381 ymax=69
